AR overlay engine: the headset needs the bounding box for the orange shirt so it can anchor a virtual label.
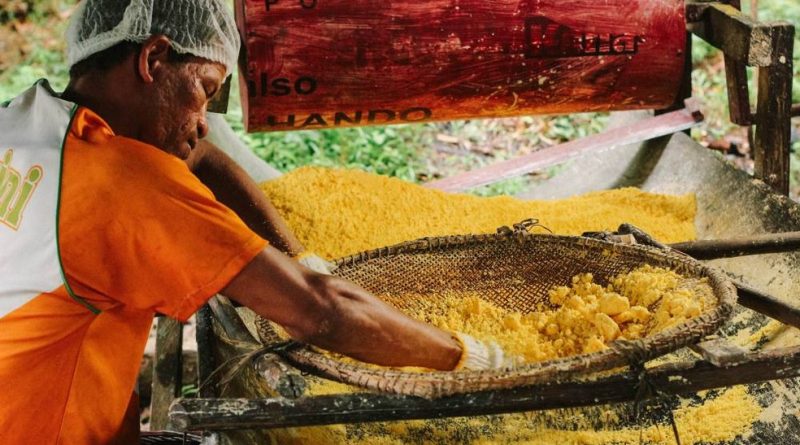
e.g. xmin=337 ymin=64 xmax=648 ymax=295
xmin=0 ymin=107 xmax=266 ymax=444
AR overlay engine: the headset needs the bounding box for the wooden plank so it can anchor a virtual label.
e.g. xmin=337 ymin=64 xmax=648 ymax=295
xmin=690 ymin=337 xmax=749 ymax=367
xmin=689 ymin=2 xmax=782 ymax=66
xmin=425 ymin=104 xmax=703 ymax=193
xmin=170 ymin=346 xmax=800 ymax=431
xmin=753 ymin=23 xmax=795 ymax=195
xmin=196 ymin=305 xmax=217 ymax=398
xmin=150 ymin=317 xmax=183 ymax=431
xmin=685 ymin=1 xmax=714 ymax=24
xmin=722 ymin=0 xmax=754 ymax=125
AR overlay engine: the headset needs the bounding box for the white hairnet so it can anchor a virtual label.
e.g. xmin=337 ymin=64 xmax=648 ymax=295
xmin=66 ymin=0 xmax=240 ymax=77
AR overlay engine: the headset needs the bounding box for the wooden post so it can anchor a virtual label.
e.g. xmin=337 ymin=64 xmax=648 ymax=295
xmin=150 ymin=316 xmax=183 ymax=431
xmin=196 ymin=305 xmax=218 ymax=399
xmin=753 ymin=23 xmax=794 ymax=195
xmin=722 ymin=0 xmax=754 ymax=125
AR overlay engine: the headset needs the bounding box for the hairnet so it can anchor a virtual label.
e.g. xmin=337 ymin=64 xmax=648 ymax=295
xmin=66 ymin=0 xmax=240 ymax=76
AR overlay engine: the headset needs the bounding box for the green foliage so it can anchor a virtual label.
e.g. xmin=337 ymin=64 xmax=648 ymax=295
xmin=691 ymin=38 xmax=719 ymax=65
xmin=0 ymin=46 xmax=69 ymax=100
xmin=241 ymin=125 xmax=433 ymax=182
xmin=757 ymin=0 xmax=800 ymax=103
xmin=223 ymin=84 xmax=434 ymax=182
xmin=0 ymin=1 xmax=72 ymax=100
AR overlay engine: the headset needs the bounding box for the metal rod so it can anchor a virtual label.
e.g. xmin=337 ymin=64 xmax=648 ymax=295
xmin=668 ymin=231 xmax=800 ymax=259
xmin=424 ymin=102 xmax=703 ymax=192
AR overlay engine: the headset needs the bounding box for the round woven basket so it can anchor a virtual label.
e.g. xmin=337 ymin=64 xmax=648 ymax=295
xmin=256 ymin=228 xmax=737 ymax=399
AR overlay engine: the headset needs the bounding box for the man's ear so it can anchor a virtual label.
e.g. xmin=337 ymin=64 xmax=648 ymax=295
xmin=137 ymin=35 xmax=173 ymax=83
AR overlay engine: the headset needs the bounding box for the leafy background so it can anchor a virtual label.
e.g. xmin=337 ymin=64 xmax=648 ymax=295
xmin=1 ymin=0 xmax=799 ymax=198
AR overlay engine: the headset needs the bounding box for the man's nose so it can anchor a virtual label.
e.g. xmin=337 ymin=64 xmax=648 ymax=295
xmin=197 ymin=116 xmax=209 ymax=139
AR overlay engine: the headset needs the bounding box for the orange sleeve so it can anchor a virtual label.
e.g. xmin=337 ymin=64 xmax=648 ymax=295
xmin=59 ymin=109 xmax=268 ymax=321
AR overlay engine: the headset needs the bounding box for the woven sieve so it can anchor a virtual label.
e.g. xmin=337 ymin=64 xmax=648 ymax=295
xmin=256 ymin=225 xmax=736 ymax=398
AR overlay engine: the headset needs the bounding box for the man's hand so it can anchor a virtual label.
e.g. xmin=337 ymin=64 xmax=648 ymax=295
xmin=223 ymin=246 xmax=463 ymax=370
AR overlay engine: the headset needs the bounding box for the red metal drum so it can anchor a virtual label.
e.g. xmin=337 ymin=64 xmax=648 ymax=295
xmin=235 ymin=0 xmax=686 ymax=132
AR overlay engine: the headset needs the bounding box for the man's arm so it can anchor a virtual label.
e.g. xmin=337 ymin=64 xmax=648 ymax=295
xmin=223 ymin=246 xmax=463 ymax=370
xmin=187 ymin=140 xmax=304 ymax=256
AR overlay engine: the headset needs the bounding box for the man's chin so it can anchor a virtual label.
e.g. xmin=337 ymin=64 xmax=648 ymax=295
xmin=166 ymin=142 xmax=192 ymax=160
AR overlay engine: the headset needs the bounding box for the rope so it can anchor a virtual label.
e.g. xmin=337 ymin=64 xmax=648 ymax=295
xmin=197 ymin=338 xmax=299 ymax=395
xmin=613 ymin=339 xmax=682 ymax=445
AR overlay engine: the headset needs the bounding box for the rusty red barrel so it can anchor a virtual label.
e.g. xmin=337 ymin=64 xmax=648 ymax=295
xmin=235 ymin=0 xmax=686 ymax=132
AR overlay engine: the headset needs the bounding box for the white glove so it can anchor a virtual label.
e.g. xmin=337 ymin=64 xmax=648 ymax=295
xmin=453 ymin=332 xmax=519 ymax=370
xmin=296 ymin=252 xmax=335 ymax=275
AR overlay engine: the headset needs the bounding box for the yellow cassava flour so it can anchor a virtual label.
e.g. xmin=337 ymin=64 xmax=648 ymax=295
xmin=256 ymin=167 xmax=759 ymax=444
xmin=260 ymin=167 xmax=696 ymax=259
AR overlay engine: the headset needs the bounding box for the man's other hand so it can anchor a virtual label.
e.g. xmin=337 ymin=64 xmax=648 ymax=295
xmin=453 ymin=332 xmax=521 ymax=370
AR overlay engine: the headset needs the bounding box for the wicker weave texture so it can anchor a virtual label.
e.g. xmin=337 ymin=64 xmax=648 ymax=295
xmin=257 ymin=232 xmax=736 ymax=398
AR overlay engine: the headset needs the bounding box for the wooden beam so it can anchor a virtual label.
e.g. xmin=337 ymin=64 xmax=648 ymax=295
xmin=170 ymin=346 xmax=800 ymax=431
xmin=150 ymin=317 xmax=183 ymax=430
xmin=196 ymin=305 xmax=218 ymax=398
xmin=736 ymin=282 xmax=800 ymax=330
xmin=753 ymin=23 xmax=795 ymax=195
xmin=689 ymin=2 xmax=787 ymax=66
xmin=139 ymin=351 xmax=198 ymax=408
xmin=689 ymin=337 xmax=749 ymax=367
xmin=425 ymin=103 xmax=703 ymax=193
xmin=255 ymin=353 xmax=308 ymax=399
xmin=721 ymin=0 xmax=754 ymax=125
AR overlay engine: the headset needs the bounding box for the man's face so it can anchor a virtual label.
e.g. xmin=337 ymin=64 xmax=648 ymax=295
xmin=140 ymin=58 xmax=226 ymax=160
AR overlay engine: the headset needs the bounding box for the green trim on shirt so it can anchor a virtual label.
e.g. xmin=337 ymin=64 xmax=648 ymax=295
xmin=56 ymin=104 xmax=101 ymax=315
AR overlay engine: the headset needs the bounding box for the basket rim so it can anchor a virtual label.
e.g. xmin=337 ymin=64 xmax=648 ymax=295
xmin=265 ymin=231 xmax=737 ymax=398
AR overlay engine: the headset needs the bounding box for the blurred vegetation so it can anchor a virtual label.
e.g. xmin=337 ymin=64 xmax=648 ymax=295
xmin=1 ymin=0 xmax=799 ymax=197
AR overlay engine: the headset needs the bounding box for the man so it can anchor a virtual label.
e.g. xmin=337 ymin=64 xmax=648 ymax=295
xmin=0 ymin=1 xmax=509 ymax=443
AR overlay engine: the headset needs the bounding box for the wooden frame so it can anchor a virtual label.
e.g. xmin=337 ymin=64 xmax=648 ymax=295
xmin=172 ymin=344 xmax=800 ymax=431
xmin=686 ymin=0 xmax=795 ymax=194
